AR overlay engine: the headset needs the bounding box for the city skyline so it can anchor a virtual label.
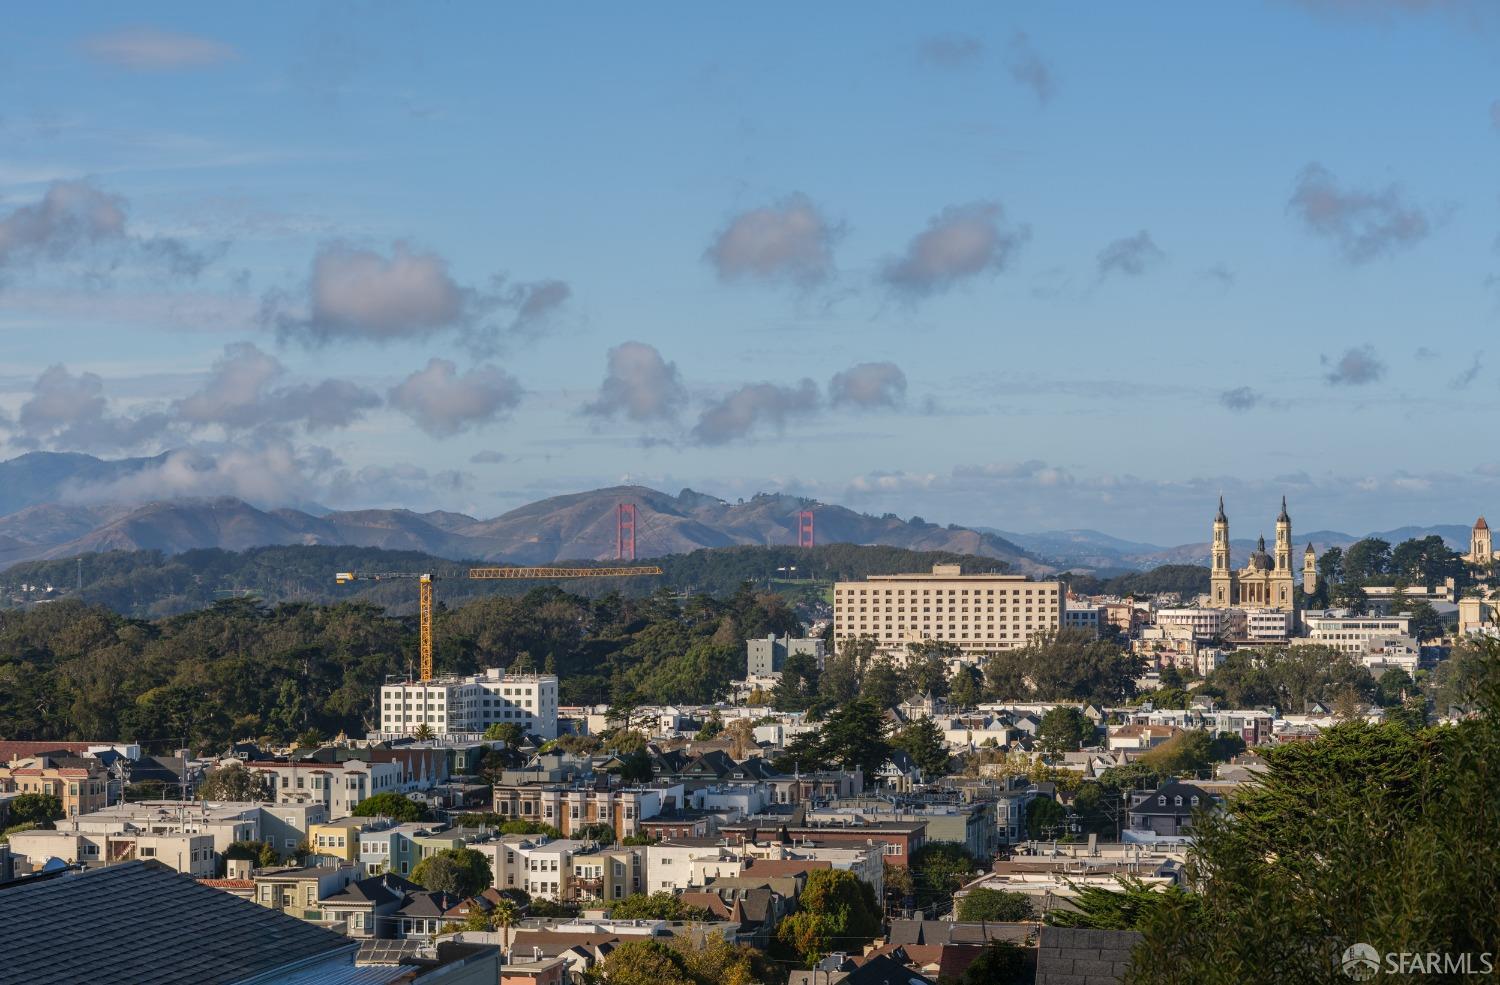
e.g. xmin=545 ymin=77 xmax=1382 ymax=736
xmin=3 ymin=2 xmax=1499 ymax=543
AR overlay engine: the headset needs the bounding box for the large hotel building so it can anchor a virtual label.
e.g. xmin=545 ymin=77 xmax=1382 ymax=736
xmin=833 ymin=564 xmax=1067 ymax=657
xmin=378 ymin=668 xmax=559 ymax=739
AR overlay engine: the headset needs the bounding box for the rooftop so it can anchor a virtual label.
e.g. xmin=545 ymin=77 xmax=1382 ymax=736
xmin=0 ymin=861 xmax=353 ymax=985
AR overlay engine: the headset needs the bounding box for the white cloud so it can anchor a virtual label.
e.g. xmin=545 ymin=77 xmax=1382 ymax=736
xmin=81 ymin=28 xmax=238 ymax=71
xmin=172 ymin=341 xmax=380 ymax=432
xmin=1288 ymin=163 xmax=1432 ymax=263
xmin=584 ymin=342 xmax=688 ymax=422
xmin=829 ymin=362 xmax=907 ymax=409
xmin=705 ymin=194 xmax=839 ymax=287
xmin=388 ymin=358 xmax=524 ymax=437
xmin=690 ymin=379 xmax=820 ymax=444
xmin=881 ymin=202 xmax=1028 ymax=297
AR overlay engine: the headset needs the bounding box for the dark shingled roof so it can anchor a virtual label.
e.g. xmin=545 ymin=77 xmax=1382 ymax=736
xmin=0 ymin=860 xmax=355 ymax=985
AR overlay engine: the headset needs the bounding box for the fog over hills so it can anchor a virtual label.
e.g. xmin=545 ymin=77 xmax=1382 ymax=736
xmin=0 ymin=452 xmax=1473 ymax=573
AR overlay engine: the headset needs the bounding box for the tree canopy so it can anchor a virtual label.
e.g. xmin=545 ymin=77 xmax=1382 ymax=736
xmin=774 ymin=869 xmax=882 ymax=965
xmin=410 ymin=847 xmax=492 ymax=898
xmin=351 ymin=791 xmax=427 ymax=822
xmin=1121 ymin=638 xmax=1500 ymax=984
xmin=197 ymin=762 xmax=269 ymax=802
xmin=957 ymin=887 xmax=1034 ymax=922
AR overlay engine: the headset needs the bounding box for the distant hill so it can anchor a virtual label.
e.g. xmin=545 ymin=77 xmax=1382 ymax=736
xmin=988 ymin=524 xmax=1475 ymax=571
xmin=0 ymin=542 xmax=1017 ymax=619
xmin=0 ymin=451 xmax=1049 ymax=574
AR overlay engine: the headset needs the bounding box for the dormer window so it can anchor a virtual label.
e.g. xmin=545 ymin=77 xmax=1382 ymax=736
xmin=1158 ymin=796 xmax=1166 ymax=806
xmin=1174 ymin=796 xmax=1183 ymax=807
xmin=1191 ymin=796 xmax=1200 ymax=806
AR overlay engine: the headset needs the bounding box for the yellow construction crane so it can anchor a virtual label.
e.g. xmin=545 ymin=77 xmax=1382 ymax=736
xmin=335 ymin=565 xmax=663 ymax=682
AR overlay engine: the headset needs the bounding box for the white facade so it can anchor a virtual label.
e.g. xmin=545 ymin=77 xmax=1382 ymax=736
xmin=379 ymin=668 xmax=559 ymax=739
xmin=1243 ymin=608 xmax=1294 ymax=641
xmin=1300 ymin=614 xmax=1412 ymax=657
xmin=247 ymin=760 xmax=404 ymax=819
xmin=1061 ymin=603 xmax=1102 ymax=636
xmin=1155 ymin=608 xmax=1240 ymax=640
xmin=833 ymin=564 xmax=1066 ymax=656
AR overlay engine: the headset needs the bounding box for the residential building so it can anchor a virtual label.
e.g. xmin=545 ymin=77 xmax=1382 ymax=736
xmin=746 ymin=634 xmax=826 ymax=678
xmin=359 ymin=822 xmax=434 ymax=877
xmin=1208 ymin=497 xmax=1298 ymax=612
xmin=1243 ymin=608 xmax=1294 ymax=641
xmin=6 ymin=826 xmax=217 ymax=876
xmin=310 ymin=819 xmax=370 ymax=862
xmin=718 ymin=817 xmax=927 ymax=867
xmin=379 ymin=668 xmax=560 ymax=739
xmin=503 ymin=956 xmax=570 ymax=985
xmin=253 ymin=863 xmax=359 ymax=920
xmin=1300 ymin=613 xmax=1415 ymax=658
xmin=1061 ymin=601 xmax=1102 ymax=637
xmin=245 ymin=759 xmax=403 ymax=819
xmin=833 ymin=564 xmax=1066 ymax=656
xmin=490 ymin=782 xmax=683 ymax=841
xmin=0 ymin=754 xmax=108 ymax=819
xmin=1155 ymin=608 xmax=1238 ymax=640
xmin=1127 ymin=782 xmax=1223 ymax=839
xmin=1459 ymin=594 xmax=1499 ymax=637
xmin=50 ymin=800 xmax=264 ymax=857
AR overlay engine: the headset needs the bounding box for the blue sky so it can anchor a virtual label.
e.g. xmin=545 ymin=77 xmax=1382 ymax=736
xmin=1 ymin=1 xmax=1498 ymax=544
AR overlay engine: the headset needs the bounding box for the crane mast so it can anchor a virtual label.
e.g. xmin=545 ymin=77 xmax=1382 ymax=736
xmin=335 ymin=564 xmax=663 ymax=682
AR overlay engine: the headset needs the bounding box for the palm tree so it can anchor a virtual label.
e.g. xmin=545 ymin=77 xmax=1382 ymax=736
xmin=491 ymin=899 xmax=519 ymax=954
xmin=412 ymin=723 xmax=435 ymax=741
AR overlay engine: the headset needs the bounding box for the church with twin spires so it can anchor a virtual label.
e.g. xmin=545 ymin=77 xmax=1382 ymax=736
xmin=1208 ymin=496 xmax=1306 ymax=612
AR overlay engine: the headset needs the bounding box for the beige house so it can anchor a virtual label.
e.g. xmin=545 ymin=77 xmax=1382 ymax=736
xmin=0 ymin=755 xmax=108 ymax=819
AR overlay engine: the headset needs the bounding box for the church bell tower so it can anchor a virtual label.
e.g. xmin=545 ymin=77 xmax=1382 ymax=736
xmin=1211 ymin=496 xmax=1233 ymax=608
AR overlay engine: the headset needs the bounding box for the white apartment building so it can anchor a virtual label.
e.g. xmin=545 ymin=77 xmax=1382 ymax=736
xmin=1243 ymin=609 xmax=1294 ymax=641
xmin=1300 ymin=613 xmax=1413 ymax=657
xmin=246 ymin=760 xmax=404 ymax=819
xmin=6 ymin=828 xmax=217 ymax=877
xmin=1155 ymin=608 xmax=1242 ymax=640
xmin=833 ymin=564 xmax=1066 ymax=656
xmin=379 ymin=668 xmax=559 ymax=739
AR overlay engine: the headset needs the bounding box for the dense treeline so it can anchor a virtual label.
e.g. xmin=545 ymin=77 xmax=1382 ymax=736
xmin=0 ymin=543 xmax=1008 ymax=618
xmin=1057 ymin=564 xmax=1210 ymax=599
xmin=0 ymin=584 xmax=797 ymax=749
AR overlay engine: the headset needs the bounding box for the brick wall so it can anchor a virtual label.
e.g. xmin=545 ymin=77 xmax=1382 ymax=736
xmin=1035 ymin=926 xmax=1142 ymax=985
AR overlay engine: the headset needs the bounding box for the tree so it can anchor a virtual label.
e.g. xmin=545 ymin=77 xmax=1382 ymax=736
xmin=196 ymin=762 xmax=268 ymax=802
xmin=949 ymin=663 xmax=983 ymax=709
xmin=225 ymin=839 xmax=279 ymax=868
xmin=891 ymin=717 xmax=951 ymax=777
xmin=608 ymin=892 xmax=713 ymax=921
xmin=1048 ymin=875 xmax=1199 ymax=930
xmin=462 ymin=897 xmax=520 ymax=949
xmin=412 ymin=722 xmax=436 ymax=741
xmin=599 ymin=939 xmax=696 ymax=985
xmin=1404 ymin=600 xmax=1445 ymax=641
xmin=1377 ymin=667 xmax=1414 ymax=706
xmin=957 ymin=887 xmax=1035 ymax=922
xmin=774 ymin=869 xmax=882 ymax=965
xmin=960 ymin=941 xmax=1030 ymax=985
xmin=859 ymin=657 xmax=905 ymax=710
xmin=1027 ymin=796 xmax=1067 ymax=840
xmin=411 ymin=847 xmax=493 ymax=897
xmin=1125 ymin=638 xmax=1500 ymax=984
xmin=1328 ymin=580 xmax=1368 ymax=614
xmin=772 ymin=651 xmax=820 ymax=711
xmin=817 ymin=698 xmax=892 ymax=779
xmin=1036 ymin=707 xmax=1095 ymax=755
xmin=7 ymin=793 xmax=63 ymax=828
xmin=351 ymin=791 xmax=427 ymax=821
xmin=1139 ymin=730 xmax=1215 ymax=777
xmin=1342 ymin=537 xmax=1392 ymax=584
xmin=984 ymin=630 xmax=1143 ymax=704
xmin=575 ymin=822 xmax=616 ymax=845
xmin=483 ymin=722 xmax=522 ymax=744
xmin=910 ymin=843 xmax=980 ymax=910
